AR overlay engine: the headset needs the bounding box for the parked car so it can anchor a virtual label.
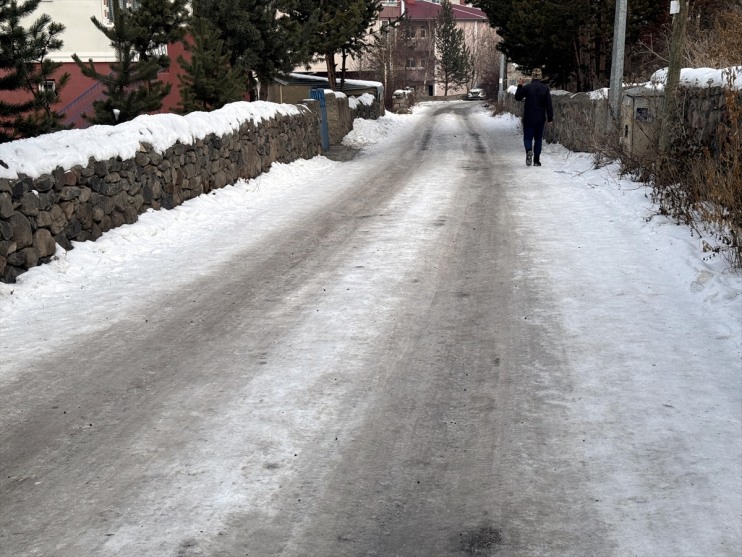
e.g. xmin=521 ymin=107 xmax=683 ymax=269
xmin=465 ymin=87 xmax=486 ymax=101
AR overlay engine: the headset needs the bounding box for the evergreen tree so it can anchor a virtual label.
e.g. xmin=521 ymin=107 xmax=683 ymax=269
xmin=285 ymin=0 xmax=384 ymax=90
xmin=1 ymin=0 xmax=37 ymax=141
xmin=176 ymin=17 xmax=245 ymax=113
xmin=435 ymin=0 xmax=471 ymax=96
xmin=472 ymin=0 xmax=666 ymax=90
xmin=1 ymin=0 xmax=69 ymax=141
xmin=72 ymin=0 xmax=170 ymax=125
xmin=497 ymin=0 xmax=578 ymax=87
xmin=336 ymin=0 xmax=387 ymax=90
xmin=127 ymin=0 xmax=189 ymax=62
xmin=192 ymin=0 xmax=305 ymax=96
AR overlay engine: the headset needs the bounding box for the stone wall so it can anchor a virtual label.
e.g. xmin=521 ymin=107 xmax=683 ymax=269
xmin=503 ymin=85 xmax=741 ymax=157
xmin=502 ymin=90 xmax=611 ymax=153
xmin=350 ymin=93 xmax=383 ymax=121
xmin=325 ymin=91 xmax=352 ymax=145
xmin=677 ymin=85 xmax=737 ymax=152
xmin=325 ymin=91 xmax=383 ymax=143
xmin=0 ymin=95 xmax=381 ymax=283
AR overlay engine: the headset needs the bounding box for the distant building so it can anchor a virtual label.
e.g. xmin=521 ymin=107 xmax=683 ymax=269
xmin=15 ymin=0 xmax=187 ymax=128
xmin=296 ymin=0 xmax=498 ymax=99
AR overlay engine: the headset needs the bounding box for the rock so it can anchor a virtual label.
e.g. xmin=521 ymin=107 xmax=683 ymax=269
xmin=33 ymin=229 xmax=56 ymax=258
xmin=0 ymin=240 xmax=17 ymax=257
xmin=19 ymin=192 xmax=40 ymax=216
xmin=8 ymin=213 xmax=33 ymax=249
xmin=7 ymin=246 xmax=39 ymax=269
xmin=63 ymin=218 xmax=81 ymax=239
xmin=0 ymin=219 xmax=12 ymax=240
xmin=0 ymin=193 xmax=13 ymax=218
xmin=59 ymin=186 xmax=81 ymax=201
xmin=53 ymin=233 xmax=73 ymax=251
xmin=35 ymin=176 xmax=55 ymax=192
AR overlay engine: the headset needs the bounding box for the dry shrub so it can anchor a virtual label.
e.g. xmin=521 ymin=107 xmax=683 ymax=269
xmin=650 ymin=69 xmax=742 ymax=268
xmin=690 ymin=77 xmax=742 ymax=267
xmin=685 ymin=3 xmax=742 ymax=68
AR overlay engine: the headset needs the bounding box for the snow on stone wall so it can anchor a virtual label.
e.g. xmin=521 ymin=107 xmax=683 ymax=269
xmin=0 ymin=96 xmax=382 ymax=283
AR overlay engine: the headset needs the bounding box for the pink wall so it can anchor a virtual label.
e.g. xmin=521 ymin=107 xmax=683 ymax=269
xmin=1 ymin=41 xmax=192 ymax=129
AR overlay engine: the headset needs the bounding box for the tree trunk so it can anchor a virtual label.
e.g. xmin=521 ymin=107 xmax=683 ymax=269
xmin=340 ymin=48 xmax=348 ymax=91
xmin=660 ymin=0 xmax=688 ymax=155
xmin=325 ymin=50 xmax=337 ymax=90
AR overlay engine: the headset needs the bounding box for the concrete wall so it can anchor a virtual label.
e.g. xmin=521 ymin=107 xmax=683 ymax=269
xmin=0 ymin=96 xmax=382 ymax=283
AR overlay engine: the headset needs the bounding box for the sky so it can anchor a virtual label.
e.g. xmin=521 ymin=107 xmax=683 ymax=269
xmin=1 ymin=97 xmax=740 ymax=554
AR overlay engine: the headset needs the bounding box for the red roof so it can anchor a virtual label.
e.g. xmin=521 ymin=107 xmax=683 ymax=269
xmin=379 ymin=5 xmax=402 ymax=20
xmin=404 ymin=1 xmax=488 ymax=21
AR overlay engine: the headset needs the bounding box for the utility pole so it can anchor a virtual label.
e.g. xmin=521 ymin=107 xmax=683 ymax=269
xmin=607 ymin=0 xmax=628 ymax=128
xmin=498 ymin=51 xmax=506 ymax=102
xmin=660 ymin=0 xmax=689 ymax=155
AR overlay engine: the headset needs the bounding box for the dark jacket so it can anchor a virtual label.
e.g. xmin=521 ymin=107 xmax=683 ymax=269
xmin=515 ymin=79 xmax=554 ymax=126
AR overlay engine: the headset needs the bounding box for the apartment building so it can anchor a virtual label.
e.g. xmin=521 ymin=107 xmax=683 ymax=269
xmin=15 ymin=0 xmax=186 ymax=127
xmin=299 ymin=0 xmax=497 ymax=99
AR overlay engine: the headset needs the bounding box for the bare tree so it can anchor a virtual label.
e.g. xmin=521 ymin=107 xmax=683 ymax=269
xmin=464 ymin=24 xmax=500 ymax=94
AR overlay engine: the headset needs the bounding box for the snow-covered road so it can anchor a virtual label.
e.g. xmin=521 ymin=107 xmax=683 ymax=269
xmin=1 ymin=102 xmax=740 ymax=556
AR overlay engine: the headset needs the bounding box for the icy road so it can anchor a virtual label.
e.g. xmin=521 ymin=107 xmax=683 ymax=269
xmin=1 ymin=102 xmax=740 ymax=556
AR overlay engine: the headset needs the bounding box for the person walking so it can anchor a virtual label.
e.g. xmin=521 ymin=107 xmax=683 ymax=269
xmin=515 ymin=68 xmax=554 ymax=166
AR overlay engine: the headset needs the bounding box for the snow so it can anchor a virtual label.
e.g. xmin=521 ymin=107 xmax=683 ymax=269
xmin=289 ymin=72 xmax=383 ymax=90
xmin=588 ymin=87 xmax=609 ymax=99
xmin=0 ymin=101 xmax=306 ymax=180
xmin=650 ymin=66 xmax=742 ymax=90
xmin=348 ymin=92 xmax=375 ymax=109
xmin=1 ymin=102 xmax=740 ymax=554
xmin=503 ymin=66 xmax=741 ymax=97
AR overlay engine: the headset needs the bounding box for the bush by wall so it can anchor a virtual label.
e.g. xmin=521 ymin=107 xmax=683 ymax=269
xmin=653 ymin=83 xmax=742 ymax=268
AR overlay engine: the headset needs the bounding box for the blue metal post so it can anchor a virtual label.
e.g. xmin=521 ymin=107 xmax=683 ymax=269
xmin=310 ymin=88 xmax=330 ymax=151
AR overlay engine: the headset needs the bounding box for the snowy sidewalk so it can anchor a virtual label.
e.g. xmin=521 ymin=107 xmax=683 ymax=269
xmin=480 ymin=112 xmax=742 ymax=555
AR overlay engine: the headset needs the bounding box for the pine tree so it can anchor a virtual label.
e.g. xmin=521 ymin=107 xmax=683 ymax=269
xmin=472 ymin=0 xmax=667 ymax=90
xmin=435 ymin=0 xmax=471 ymax=96
xmin=192 ymin=0 xmax=305 ymax=96
xmin=72 ymin=0 xmax=170 ymax=125
xmin=284 ymin=0 xmax=384 ymax=91
xmin=127 ymin=0 xmax=189 ymax=63
xmin=176 ymin=18 xmax=245 ymax=113
xmin=1 ymin=0 xmax=37 ymax=141
xmin=337 ymin=0 xmax=389 ymax=90
xmin=1 ymin=0 xmax=70 ymax=141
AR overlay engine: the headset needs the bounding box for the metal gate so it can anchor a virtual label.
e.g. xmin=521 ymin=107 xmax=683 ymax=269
xmin=310 ymin=88 xmax=330 ymax=151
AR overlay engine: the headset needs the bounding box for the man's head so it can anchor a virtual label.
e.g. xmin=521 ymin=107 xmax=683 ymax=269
xmin=531 ymin=68 xmax=543 ymax=80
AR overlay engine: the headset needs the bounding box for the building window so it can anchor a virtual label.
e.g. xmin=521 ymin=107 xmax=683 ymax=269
xmin=103 ymin=0 xmax=140 ymax=22
xmin=419 ymin=59 xmax=426 ymax=68
xmin=419 ymin=27 xmax=427 ymax=38
xmin=406 ymin=58 xmax=416 ymax=69
xmin=38 ymin=80 xmax=55 ymax=93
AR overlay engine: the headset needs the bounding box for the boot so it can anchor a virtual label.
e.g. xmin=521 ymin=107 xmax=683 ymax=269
xmin=534 ymin=155 xmax=541 ymax=167
xmin=526 ymin=150 xmax=533 ymax=166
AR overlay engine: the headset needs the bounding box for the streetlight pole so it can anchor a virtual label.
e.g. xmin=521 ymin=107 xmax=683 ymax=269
xmin=608 ymin=0 xmax=628 ymax=127
xmin=499 ymin=52 xmax=506 ymax=102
